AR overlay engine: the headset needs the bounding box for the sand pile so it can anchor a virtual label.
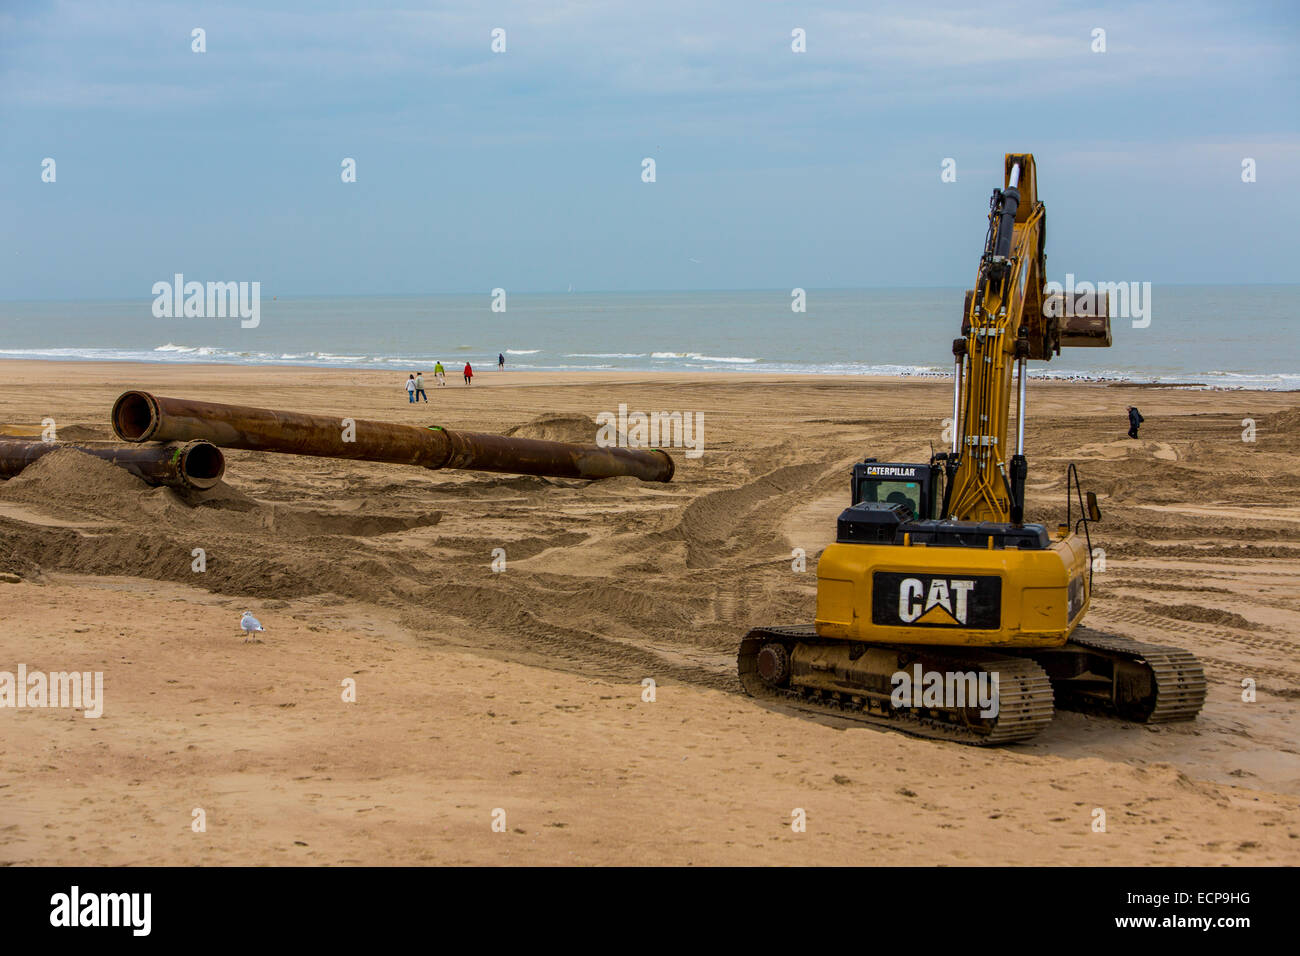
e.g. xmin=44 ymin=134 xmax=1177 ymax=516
xmin=0 ymin=447 xmax=148 ymax=506
xmin=1141 ymin=600 xmax=1254 ymax=629
xmin=1259 ymin=406 xmax=1300 ymax=451
xmin=0 ymin=449 xmax=149 ymax=580
xmin=0 ymin=444 xmax=447 ymax=602
xmin=504 ymin=413 xmax=599 ymax=444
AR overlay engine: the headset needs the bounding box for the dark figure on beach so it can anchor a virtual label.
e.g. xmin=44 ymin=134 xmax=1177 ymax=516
xmin=414 ymin=372 xmax=428 ymax=403
xmin=464 ymin=362 xmax=473 ymax=385
xmin=1127 ymin=406 xmax=1144 ymax=439
xmin=498 ymin=352 xmax=505 ymax=370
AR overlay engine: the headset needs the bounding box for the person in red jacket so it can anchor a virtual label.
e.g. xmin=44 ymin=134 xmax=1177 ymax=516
xmin=463 ymin=362 xmax=473 ymax=385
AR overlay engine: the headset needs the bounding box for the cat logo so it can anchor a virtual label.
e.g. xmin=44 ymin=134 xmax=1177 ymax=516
xmin=899 ymin=577 xmax=974 ymax=624
xmin=872 ymin=572 xmax=1001 ymax=629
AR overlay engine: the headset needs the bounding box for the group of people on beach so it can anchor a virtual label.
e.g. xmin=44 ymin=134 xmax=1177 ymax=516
xmin=405 ymin=353 xmax=506 ymax=402
xmin=403 ymin=361 xmax=1149 ymax=442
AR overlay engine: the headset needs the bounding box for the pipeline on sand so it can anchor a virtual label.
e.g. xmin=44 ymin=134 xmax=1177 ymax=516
xmin=0 ymin=438 xmax=225 ymax=490
xmin=110 ymin=391 xmax=675 ymax=483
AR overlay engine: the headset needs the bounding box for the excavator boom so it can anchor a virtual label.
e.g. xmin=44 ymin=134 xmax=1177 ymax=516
xmin=947 ymin=154 xmax=1043 ymax=524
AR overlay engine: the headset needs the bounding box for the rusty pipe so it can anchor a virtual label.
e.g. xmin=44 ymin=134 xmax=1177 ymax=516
xmin=111 ymin=391 xmax=674 ymax=482
xmin=0 ymin=438 xmax=225 ymax=490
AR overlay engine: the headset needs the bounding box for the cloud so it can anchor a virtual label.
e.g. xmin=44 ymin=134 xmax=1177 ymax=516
xmin=3 ymin=0 xmax=1294 ymax=120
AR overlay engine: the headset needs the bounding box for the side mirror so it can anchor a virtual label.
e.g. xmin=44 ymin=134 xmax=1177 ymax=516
xmin=1086 ymin=491 xmax=1102 ymax=523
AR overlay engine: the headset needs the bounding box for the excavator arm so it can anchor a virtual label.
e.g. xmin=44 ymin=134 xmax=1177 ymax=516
xmin=945 ymin=153 xmax=1045 ymax=524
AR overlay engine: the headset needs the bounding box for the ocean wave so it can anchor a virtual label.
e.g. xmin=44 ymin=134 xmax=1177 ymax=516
xmin=0 ymin=345 xmax=1294 ymax=389
xmin=686 ymin=354 xmax=758 ymax=364
xmin=652 ymin=351 xmax=759 ymax=363
xmin=510 ymin=363 xmax=616 ymax=370
xmin=505 ymin=349 xmax=540 ymax=354
xmin=566 ymin=352 xmax=647 ymax=358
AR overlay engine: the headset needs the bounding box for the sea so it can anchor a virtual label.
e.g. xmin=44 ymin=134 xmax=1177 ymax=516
xmin=0 ymin=286 xmax=1296 ymax=390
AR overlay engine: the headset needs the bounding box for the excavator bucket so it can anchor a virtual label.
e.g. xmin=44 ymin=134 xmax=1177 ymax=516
xmin=1046 ymin=291 xmax=1113 ymax=348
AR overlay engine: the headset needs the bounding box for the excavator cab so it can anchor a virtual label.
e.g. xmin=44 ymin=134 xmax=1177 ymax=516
xmin=850 ymin=459 xmax=938 ymax=520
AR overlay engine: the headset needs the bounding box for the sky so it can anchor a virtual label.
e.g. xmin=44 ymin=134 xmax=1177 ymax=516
xmin=1 ymin=0 xmax=1297 ymax=298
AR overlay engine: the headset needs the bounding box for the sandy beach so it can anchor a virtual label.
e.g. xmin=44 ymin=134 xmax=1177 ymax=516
xmin=1 ymin=360 xmax=1298 ymax=866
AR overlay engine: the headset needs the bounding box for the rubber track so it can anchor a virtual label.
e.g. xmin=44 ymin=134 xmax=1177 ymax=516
xmin=738 ymin=626 xmax=1055 ymax=746
xmin=1065 ymin=627 xmax=1207 ymax=723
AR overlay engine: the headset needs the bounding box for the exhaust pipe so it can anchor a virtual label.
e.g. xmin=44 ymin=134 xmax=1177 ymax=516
xmin=0 ymin=438 xmax=225 ymax=490
xmin=111 ymin=391 xmax=675 ymax=483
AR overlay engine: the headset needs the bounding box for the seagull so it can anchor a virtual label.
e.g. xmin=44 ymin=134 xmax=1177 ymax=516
xmin=240 ymin=611 xmax=264 ymax=643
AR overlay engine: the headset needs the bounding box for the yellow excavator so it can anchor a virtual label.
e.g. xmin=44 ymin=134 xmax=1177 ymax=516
xmin=739 ymin=153 xmax=1206 ymax=744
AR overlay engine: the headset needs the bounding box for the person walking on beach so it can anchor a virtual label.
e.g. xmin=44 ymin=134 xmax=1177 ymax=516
xmin=463 ymin=362 xmax=474 ymax=385
xmin=498 ymin=352 xmax=505 ymax=371
xmin=434 ymin=361 xmax=446 ymax=386
xmin=406 ymin=374 xmax=417 ymax=403
xmin=414 ymin=372 xmax=428 ymax=403
xmin=1127 ymin=405 xmax=1144 ymax=439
